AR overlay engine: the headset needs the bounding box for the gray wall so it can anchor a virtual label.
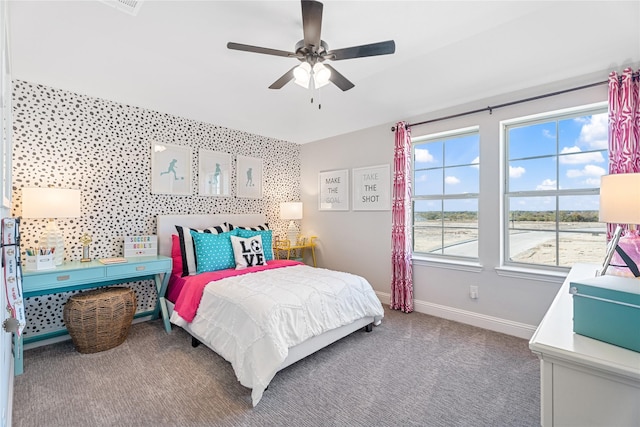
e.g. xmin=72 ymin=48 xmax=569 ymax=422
xmin=301 ymin=73 xmax=609 ymax=337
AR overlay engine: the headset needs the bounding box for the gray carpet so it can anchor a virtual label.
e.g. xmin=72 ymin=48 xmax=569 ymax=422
xmin=12 ymin=306 xmax=540 ymax=427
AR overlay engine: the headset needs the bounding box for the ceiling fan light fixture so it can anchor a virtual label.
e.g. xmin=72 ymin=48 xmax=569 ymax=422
xmin=313 ymin=62 xmax=331 ymax=88
xmin=293 ymin=62 xmax=311 ymax=88
xmin=227 ymin=0 xmax=395 ymax=92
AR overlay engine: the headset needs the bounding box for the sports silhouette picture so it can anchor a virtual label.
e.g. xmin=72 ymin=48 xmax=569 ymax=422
xmin=151 ymin=141 xmax=192 ymax=195
xmin=198 ymin=149 xmax=231 ymax=196
xmin=236 ymin=155 xmax=263 ymax=198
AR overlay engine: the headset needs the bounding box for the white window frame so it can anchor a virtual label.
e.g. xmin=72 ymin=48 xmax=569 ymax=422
xmin=501 ymin=102 xmax=608 ymax=273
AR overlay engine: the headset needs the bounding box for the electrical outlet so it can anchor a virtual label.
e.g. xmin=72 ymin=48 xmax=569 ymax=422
xmin=469 ymin=285 xmax=479 ymax=299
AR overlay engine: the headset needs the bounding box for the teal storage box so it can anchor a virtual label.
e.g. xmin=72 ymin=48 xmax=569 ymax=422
xmin=570 ymin=275 xmax=640 ymax=353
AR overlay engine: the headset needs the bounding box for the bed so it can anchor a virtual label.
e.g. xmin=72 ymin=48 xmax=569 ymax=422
xmin=156 ymin=214 xmax=384 ymax=406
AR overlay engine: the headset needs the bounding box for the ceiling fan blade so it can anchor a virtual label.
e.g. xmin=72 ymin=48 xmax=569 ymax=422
xmin=326 ymin=40 xmax=396 ymax=61
xmin=268 ymin=66 xmax=298 ymax=89
xmin=227 ymin=42 xmax=295 ymax=58
xmin=301 ymin=0 xmax=323 ymax=52
xmin=324 ymin=64 xmax=355 ymax=91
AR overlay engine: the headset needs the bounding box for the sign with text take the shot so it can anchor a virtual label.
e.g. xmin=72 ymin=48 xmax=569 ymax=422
xmin=319 ymin=169 xmax=349 ymax=211
xmin=352 ymin=164 xmax=390 ymax=211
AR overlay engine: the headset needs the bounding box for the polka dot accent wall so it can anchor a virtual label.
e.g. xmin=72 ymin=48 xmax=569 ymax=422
xmin=11 ymin=80 xmax=301 ymax=338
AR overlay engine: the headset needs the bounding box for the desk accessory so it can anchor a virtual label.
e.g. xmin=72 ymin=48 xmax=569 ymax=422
xmin=80 ymin=233 xmax=92 ymax=262
xmin=124 ymin=235 xmax=157 ymax=257
xmin=98 ymin=257 xmax=128 ymax=264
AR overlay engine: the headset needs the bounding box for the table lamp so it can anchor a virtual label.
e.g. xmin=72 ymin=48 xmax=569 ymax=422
xmin=599 ymin=173 xmax=640 ymax=276
xmin=280 ymin=202 xmax=303 ymax=245
xmin=21 ymin=187 xmax=81 ymax=266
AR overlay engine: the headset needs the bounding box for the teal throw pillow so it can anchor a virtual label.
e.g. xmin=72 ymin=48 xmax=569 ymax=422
xmin=190 ymin=229 xmax=238 ymax=273
xmin=237 ymin=228 xmax=273 ymax=261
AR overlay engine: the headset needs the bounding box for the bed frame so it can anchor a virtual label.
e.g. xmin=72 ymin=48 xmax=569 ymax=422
xmin=156 ymin=214 xmax=375 ymax=373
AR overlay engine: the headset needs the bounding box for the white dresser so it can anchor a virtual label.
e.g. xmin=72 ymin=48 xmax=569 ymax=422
xmin=529 ymin=263 xmax=640 ymax=427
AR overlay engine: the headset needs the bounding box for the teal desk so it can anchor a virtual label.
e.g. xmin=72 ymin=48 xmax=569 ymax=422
xmin=14 ymin=256 xmax=172 ymax=375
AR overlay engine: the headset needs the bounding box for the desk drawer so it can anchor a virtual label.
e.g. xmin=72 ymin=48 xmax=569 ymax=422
xmin=23 ymin=268 xmax=106 ymax=293
xmin=107 ymin=259 xmax=170 ymax=278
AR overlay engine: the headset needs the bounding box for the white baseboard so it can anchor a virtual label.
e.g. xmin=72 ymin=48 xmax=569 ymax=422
xmin=376 ymin=291 xmax=537 ymax=340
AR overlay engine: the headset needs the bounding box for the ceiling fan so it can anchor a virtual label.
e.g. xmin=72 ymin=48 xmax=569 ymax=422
xmin=227 ymin=0 xmax=395 ymax=92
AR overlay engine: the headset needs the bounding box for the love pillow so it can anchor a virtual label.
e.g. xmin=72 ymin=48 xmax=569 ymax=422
xmin=230 ymin=234 xmax=267 ymax=269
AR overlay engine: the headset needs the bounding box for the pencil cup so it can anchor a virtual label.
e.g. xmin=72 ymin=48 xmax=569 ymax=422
xmin=25 ymin=254 xmax=55 ymax=271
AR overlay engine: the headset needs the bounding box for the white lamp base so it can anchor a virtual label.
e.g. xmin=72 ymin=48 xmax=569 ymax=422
xmin=287 ymin=221 xmax=298 ymax=246
xmin=39 ymin=219 xmax=64 ymax=266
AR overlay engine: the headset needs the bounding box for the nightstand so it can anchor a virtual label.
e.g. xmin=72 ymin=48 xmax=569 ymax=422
xmin=274 ymin=236 xmax=317 ymax=267
xmin=14 ymin=255 xmax=172 ymax=375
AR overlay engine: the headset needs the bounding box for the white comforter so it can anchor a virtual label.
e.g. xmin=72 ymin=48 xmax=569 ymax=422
xmin=183 ymin=264 xmax=384 ymax=406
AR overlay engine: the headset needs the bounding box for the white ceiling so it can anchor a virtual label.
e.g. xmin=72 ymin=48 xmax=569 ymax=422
xmin=8 ymin=1 xmax=640 ymax=144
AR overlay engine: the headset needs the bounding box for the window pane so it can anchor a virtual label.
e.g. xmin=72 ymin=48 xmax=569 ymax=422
xmin=508 ymin=121 xmax=557 ymax=160
xmin=415 ymin=141 xmax=443 ymax=168
xmin=444 ymin=134 xmax=479 ymax=167
xmin=442 ymin=198 xmax=478 ymax=257
xmin=444 ymin=165 xmax=479 ymax=194
xmin=558 ymin=195 xmax=602 ymax=231
xmin=444 ymin=198 xmax=478 ymax=217
xmin=558 ymin=151 xmax=607 ymax=190
xmin=508 ymin=196 xmax=557 ymax=231
xmin=414 ymin=200 xmax=442 ymax=223
xmin=414 ymin=169 xmax=443 ymax=196
xmin=508 ymin=157 xmax=557 ymax=192
xmin=509 ymin=229 xmax=556 ymax=265
xmin=558 ymin=113 xmax=608 ymax=152
xmin=443 ymin=227 xmax=478 ymax=257
xmin=558 ymin=231 xmax=606 ymax=267
xmin=414 ymin=227 xmax=443 ymax=254
xmin=414 ymin=200 xmax=443 ymax=253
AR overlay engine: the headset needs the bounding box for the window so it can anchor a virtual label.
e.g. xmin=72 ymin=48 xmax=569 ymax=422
xmin=504 ymin=105 xmax=608 ymax=269
xmin=412 ymin=127 xmax=480 ymax=259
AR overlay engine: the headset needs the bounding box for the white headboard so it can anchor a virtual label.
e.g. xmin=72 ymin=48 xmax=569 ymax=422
xmin=156 ymin=213 xmax=266 ymax=257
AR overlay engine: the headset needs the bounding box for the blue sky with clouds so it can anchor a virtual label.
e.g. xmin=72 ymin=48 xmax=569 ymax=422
xmin=413 ymin=112 xmax=607 ymax=213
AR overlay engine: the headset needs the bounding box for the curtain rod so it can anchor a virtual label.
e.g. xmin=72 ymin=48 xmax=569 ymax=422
xmin=390 ymin=79 xmax=610 ymax=132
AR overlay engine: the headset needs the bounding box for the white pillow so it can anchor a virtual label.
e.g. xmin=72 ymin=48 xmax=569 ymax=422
xmin=230 ymin=234 xmax=267 ymax=269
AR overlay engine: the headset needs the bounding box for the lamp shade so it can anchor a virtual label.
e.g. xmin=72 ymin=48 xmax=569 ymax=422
xmin=22 ymin=188 xmax=81 ymax=218
xmin=294 ymin=63 xmax=311 ymax=88
xmin=280 ymin=202 xmax=303 ymax=220
xmin=313 ymin=63 xmax=331 ymax=88
xmin=599 ymin=173 xmax=640 ymax=224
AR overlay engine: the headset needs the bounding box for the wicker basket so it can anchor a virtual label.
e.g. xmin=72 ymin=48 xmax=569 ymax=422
xmin=63 ymin=287 xmax=136 ymax=354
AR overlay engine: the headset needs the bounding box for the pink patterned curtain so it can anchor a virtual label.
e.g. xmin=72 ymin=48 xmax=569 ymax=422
xmin=391 ymin=121 xmax=413 ymax=313
xmin=607 ymin=68 xmax=640 ymax=238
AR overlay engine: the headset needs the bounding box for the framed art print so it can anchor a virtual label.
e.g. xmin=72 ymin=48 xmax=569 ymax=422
xmin=598 ymin=225 xmax=623 ymax=276
xmin=199 ymin=149 xmax=231 ymax=196
xmin=151 ymin=142 xmax=192 ymax=195
xmin=352 ymin=164 xmax=391 ymax=211
xmin=236 ymin=155 xmax=262 ymax=198
xmin=318 ymin=169 xmax=349 ymax=211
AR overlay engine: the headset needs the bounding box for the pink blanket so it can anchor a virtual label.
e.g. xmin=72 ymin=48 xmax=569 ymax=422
xmin=171 ymin=259 xmax=303 ymax=323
